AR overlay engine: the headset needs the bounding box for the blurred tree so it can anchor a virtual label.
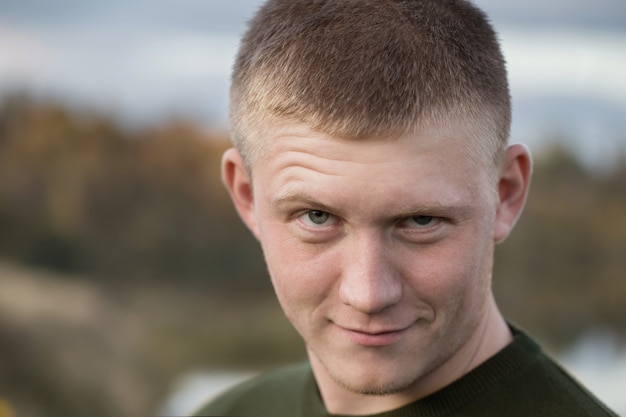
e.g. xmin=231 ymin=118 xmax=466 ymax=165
xmin=494 ymin=143 xmax=626 ymax=348
xmin=0 ymin=94 xmax=268 ymax=290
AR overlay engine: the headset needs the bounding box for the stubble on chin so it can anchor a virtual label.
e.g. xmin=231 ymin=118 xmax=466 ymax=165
xmin=310 ymin=342 xmax=451 ymax=398
xmin=330 ymin=371 xmax=421 ymax=397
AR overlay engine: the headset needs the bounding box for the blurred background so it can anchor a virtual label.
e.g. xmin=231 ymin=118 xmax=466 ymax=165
xmin=0 ymin=1 xmax=625 ymax=416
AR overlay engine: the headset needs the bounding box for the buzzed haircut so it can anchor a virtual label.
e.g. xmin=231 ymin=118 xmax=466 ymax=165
xmin=230 ymin=0 xmax=511 ymax=168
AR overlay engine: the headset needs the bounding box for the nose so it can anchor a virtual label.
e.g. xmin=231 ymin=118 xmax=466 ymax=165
xmin=338 ymin=232 xmax=403 ymax=314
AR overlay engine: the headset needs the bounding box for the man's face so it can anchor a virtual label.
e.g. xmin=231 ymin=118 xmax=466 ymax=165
xmin=228 ymin=121 xmax=508 ymax=396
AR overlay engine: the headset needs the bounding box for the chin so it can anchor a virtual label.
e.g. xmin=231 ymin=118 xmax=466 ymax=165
xmin=343 ymin=380 xmax=415 ymax=397
xmin=325 ymin=353 xmax=432 ymax=397
xmin=332 ymin=367 xmax=421 ymax=397
xmin=320 ymin=335 xmax=458 ymax=398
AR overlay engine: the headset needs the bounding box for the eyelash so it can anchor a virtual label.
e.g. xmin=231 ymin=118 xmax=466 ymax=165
xmin=398 ymin=215 xmax=442 ymax=229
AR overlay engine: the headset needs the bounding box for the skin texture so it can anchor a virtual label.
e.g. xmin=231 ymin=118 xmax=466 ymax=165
xmin=223 ymin=121 xmax=532 ymax=415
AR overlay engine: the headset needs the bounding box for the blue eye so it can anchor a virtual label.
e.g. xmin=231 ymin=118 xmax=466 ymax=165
xmin=305 ymin=210 xmax=331 ymax=225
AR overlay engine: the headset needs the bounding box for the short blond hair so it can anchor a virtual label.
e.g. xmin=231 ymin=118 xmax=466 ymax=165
xmin=230 ymin=0 xmax=510 ymax=169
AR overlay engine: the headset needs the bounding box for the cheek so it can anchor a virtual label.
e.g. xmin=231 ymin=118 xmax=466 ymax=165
xmin=405 ymin=232 xmax=494 ymax=308
xmin=260 ymin=227 xmax=337 ymax=315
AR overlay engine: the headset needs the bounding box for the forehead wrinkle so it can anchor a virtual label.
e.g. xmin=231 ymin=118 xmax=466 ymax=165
xmin=269 ymin=149 xmax=361 ymax=180
xmin=267 ymin=125 xmax=410 ymax=164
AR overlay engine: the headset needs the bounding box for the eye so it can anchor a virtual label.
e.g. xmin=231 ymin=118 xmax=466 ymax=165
xmin=299 ymin=210 xmax=337 ymax=227
xmin=402 ymin=215 xmax=439 ymax=228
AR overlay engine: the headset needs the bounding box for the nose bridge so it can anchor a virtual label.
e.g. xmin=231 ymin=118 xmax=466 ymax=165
xmin=339 ymin=229 xmax=403 ymax=314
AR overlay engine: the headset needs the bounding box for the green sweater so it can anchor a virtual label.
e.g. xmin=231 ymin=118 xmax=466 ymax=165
xmin=194 ymin=329 xmax=618 ymax=417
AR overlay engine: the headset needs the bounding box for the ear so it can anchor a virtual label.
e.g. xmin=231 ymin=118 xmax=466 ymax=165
xmin=222 ymin=148 xmax=261 ymax=240
xmin=493 ymin=144 xmax=533 ymax=243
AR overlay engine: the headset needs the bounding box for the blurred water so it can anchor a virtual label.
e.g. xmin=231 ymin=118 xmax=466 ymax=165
xmin=560 ymin=330 xmax=626 ymax=415
xmin=156 ymin=370 xmax=256 ymax=417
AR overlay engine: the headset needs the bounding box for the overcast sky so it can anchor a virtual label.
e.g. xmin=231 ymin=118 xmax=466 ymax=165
xmin=1 ymin=0 xmax=625 ymax=166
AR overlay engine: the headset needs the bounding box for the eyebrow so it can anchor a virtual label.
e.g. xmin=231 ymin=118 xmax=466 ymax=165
xmin=271 ymin=192 xmax=474 ymax=221
xmin=393 ymin=204 xmax=474 ymax=222
xmin=272 ymin=192 xmax=338 ymax=214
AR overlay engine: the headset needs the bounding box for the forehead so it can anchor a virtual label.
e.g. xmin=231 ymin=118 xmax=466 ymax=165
xmin=250 ymin=122 xmax=497 ymax=213
xmin=250 ymin=119 xmax=494 ymax=175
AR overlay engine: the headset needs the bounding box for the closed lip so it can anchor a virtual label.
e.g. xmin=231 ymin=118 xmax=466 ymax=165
xmin=342 ymin=326 xmax=408 ymax=335
xmin=335 ymin=323 xmax=413 ymax=347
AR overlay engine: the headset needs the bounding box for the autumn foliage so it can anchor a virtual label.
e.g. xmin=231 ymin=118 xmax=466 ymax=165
xmin=0 ymin=94 xmax=266 ymax=289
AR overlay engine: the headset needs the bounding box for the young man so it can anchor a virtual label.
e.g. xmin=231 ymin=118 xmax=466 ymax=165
xmin=195 ymin=0 xmax=618 ymax=416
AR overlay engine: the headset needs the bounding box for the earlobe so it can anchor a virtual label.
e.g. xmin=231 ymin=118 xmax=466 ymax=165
xmin=494 ymin=144 xmax=533 ymax=243
xmin=222 ymin=148 xmax=261 ymax=240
